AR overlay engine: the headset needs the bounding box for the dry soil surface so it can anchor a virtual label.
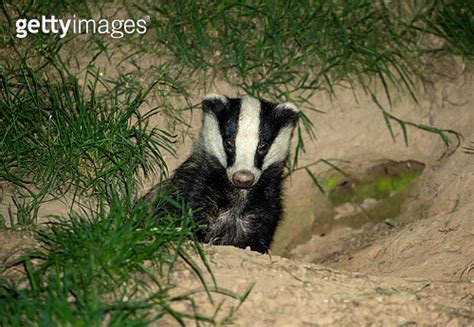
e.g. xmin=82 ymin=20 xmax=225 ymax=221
xmin=166 ymin=245 xmax=473 ymax=326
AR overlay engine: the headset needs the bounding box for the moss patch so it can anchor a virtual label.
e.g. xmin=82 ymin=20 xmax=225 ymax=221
xmin=322 ymin=160 xmax=424 ymax=228
xmin=327 ymin=171 xmax=422 ymax=207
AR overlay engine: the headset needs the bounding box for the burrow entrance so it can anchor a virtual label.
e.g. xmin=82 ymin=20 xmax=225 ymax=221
xmin=275 ymin=159 xmax=425 ymax=263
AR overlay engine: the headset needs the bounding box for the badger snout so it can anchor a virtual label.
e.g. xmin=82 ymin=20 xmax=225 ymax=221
xmin=232 ymin=170 xmax=255 ymax=189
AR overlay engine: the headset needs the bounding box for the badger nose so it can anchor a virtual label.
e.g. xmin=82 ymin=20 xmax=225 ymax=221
xmin=232 ymin=170 xmax=255 ymax=188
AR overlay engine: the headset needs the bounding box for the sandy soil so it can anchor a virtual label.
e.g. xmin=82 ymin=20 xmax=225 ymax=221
xmin=165 ymin=246 xmax=472 ymax=326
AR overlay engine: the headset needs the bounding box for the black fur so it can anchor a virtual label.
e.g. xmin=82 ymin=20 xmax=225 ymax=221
xmin=156 ymin=146 xmax=285 ymax=253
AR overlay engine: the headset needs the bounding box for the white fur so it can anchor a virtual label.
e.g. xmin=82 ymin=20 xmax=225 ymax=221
xmin=263 ymin=125 xmax=294 ymax=170
xmin=277 ymin=102 xmax=299 ymax=112
xmin=203 ymin=93 xmax=228 ymax=103
xmin=227 ymin=96 xmax=262 ymax=184
xmin=210 ymin=190 xmax=250 ymax=242
xmin=200 ymin=112 xmax=226 ymax=167
xmin=261 ymin=102 xmax=298 ymax=170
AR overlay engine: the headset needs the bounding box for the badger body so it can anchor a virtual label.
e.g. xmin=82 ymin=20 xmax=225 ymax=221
xmin=150 ymin=95 xmax=299 ymax=253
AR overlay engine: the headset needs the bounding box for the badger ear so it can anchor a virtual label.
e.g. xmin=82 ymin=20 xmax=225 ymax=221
xmin=275 ymin=102 xmax=300 ymax=125
xmin=202 ymin=94 xmax=228 ymax=115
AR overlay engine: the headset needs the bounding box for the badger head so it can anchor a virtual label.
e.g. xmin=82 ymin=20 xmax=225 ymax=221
xmin=199 ymin=94 xmax=300 ymax=189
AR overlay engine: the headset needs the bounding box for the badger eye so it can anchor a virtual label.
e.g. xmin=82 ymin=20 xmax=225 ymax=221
xmin=224 ymin=139 xmax=234 ymax=152
xmin=257 ymin=142 xmax=269 ymax=155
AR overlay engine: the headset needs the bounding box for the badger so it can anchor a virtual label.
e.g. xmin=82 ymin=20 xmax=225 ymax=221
xmin=148 ymin=94 xmax=299 ymax=253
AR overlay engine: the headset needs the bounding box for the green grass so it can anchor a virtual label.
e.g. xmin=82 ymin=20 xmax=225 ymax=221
xmin=0 ymin=193 xmax=250 ymax=325
xmin=1 ymin=67 xmax=176 ymax=223
xmin=327 ymin=171 xmax=422 ymax=206
xmin=1 ymin=1 xmax=248 ymax=324
xmin=1 ymin=0 xmax=473 ymax=325
xmin=143 ymin=0 xmax=472 ymax=99
xmin=424 ymin=0 xmax=474 ymax=59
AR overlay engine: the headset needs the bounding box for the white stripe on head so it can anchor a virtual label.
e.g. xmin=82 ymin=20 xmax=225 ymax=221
xmin=227 ymin=96 xmax=262 ymax=182
xmin=262 ymin=125 xmax=295 ymax=170
xmin=262 ymin=102 xmax=299 ymax=170
xmin=199 ymin=94 xmax=227 ymax=167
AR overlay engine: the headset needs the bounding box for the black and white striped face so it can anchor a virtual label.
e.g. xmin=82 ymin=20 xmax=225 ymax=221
xmin=200 ymin=94 xmax=299 ymax=189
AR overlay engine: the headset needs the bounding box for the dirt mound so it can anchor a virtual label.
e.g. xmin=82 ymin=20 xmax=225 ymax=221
xmin=289 ymin=142 xmax=474 ymax=279
xmin=168 ymin=246 xmax=473 ymax=326
xmin=327 ymin=137 xmax=474 ymax=280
